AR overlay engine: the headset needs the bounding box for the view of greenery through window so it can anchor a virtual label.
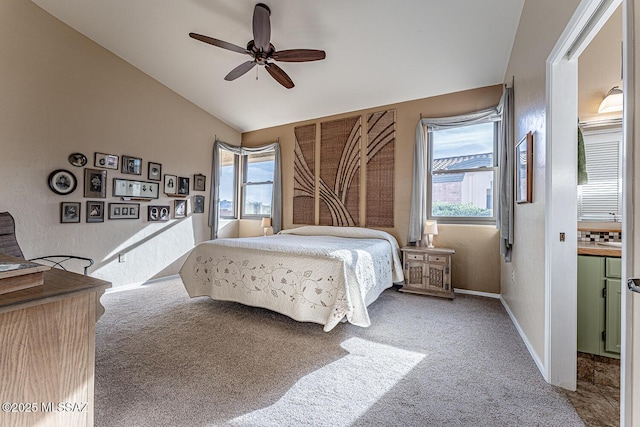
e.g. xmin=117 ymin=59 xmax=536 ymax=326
xmin=430 ymin=122 xmax=495 ymax=219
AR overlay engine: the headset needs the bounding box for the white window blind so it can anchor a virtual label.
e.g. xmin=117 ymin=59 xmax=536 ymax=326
xmin=578 ymin=128 xmax=622 ymax=221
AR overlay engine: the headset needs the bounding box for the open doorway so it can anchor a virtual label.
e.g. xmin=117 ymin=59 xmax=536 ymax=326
xmin=545 ymin=0 xmax=630 ymax=424
xmin=571 ymin=6 xmax=624 ymax=423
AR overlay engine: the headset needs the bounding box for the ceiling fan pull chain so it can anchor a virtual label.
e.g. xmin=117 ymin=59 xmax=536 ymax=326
xmin=256 ymin=66 xmax=259 ymax=81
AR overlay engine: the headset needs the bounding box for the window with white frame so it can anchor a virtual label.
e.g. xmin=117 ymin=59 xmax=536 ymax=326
xmin=241 ymin=151 xmax=275 ymax=218
xmin=427 ymin=121 xmax=498 ymax=224
xmin=577 ymin=127 xmax=622 ymax=222
xmin=218 ymin=149 xmax=239 ymax=219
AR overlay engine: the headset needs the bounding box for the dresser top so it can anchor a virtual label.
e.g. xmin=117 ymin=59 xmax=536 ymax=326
xmin=401 ymin=246 xmax=455 ymax=255
xmin=0 ymin=254 xmax=111 ymax=314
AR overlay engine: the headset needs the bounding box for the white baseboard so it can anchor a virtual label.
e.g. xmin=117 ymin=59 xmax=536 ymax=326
xmin=454 ymin=288 xmax=501 ymax=299
xmin=144 ymin=274 xmax=180 ymax=284
xmin=105 ymin=274 xmax=180 ymax=294
xmin=500 ymin=296 xmax=546 ymax=378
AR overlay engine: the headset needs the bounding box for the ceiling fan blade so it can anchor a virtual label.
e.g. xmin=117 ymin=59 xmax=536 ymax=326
xmin=253 ymin=3 xmax=271 ymax=51
xmin=272 ymin=49 xmax=326 ymax=62
xmin=189 ymin=33 xmax=248 ymax=55
xmin=224 ymin=61 xmax=257 ymax=81
xmin=265 ymin=63 xmax=294 ymax=89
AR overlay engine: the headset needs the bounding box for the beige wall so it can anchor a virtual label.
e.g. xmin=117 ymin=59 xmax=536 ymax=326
xmin=242 ymin=86 xmax=503 ymax=294
xmin=0 ymin=0 xmax=240 ymax=287
xmin=501 ymin=0 xmax=581 ymax=363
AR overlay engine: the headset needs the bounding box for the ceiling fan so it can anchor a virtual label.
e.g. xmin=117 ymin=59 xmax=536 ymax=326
xmin=189 ymin=3 xmax=326 ymax=89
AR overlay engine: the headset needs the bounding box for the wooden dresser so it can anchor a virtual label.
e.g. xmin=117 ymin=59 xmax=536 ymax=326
xmin=400 ymin=246 xmax=455 ymax=299
xmin=0 ymin=255 xmax=111 ymax=427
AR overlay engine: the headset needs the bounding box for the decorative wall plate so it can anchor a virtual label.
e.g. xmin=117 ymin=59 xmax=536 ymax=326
xmin=48 ymin=169 xmax=77 ymax=195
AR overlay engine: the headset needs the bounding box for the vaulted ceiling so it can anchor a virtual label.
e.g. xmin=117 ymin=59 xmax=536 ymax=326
xmin=32 ymin=0 xmax=525 ymax=132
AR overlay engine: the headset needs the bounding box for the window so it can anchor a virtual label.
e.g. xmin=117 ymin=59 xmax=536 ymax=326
xmin=427 ymin=121 xmax=497 ymax=224
xmin=577 ymin=128 xmax=622 ymax=222
xmin=241 ymin=151 xmax=275 ymax=218
xmin=211 ymin=141 xmax=281 ymax=239
xmin=218 ymin=149 xmax=238 ymax=219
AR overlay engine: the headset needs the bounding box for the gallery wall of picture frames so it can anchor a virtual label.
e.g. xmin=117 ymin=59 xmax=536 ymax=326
xmin=48 ymin=151 xmax=208 ymax=223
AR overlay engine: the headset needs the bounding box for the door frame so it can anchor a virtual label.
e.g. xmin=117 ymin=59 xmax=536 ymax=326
xmin=621 ymin=0 xmax=635 ymax=423
xmin=545 ymin=0 xmax=629 ymax=422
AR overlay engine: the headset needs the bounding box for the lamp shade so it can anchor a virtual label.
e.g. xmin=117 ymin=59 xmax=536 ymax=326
xmin=598 ymin=86 xmax=623 ymax=113
xmin=261 ymin=217 xmax=271 ymax=228
xmin=424 ymin=220 xmax=438 ymax=236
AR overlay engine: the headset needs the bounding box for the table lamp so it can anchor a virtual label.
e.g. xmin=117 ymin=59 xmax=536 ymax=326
xmin=261 ymin=217 xmax=272 ymax=236
xmin=424 ymin=220 xmax=438 ymax=248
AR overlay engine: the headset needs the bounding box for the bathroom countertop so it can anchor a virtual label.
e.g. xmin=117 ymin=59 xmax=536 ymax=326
xmin=577 ymin=242 xmax=621 ymax=257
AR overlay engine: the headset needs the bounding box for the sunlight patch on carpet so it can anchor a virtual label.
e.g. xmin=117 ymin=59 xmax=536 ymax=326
xmin=227 ymin=337 xmax=425 ymax=426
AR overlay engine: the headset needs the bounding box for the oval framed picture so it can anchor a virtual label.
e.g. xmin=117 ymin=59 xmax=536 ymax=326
xmin=68 ymin=152 xmax=88 ymax=167
xmin=48 ymin=169 xmax=78 ymax=195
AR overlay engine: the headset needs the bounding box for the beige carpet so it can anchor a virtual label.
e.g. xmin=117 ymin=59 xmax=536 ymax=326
xmin=95 ymin=278 xmax=584 ymax=426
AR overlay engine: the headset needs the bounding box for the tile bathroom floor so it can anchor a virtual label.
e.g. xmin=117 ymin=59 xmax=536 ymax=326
xmin=562 ymin=353 xmax=620 ymax=427
xmin=563 ymin=380 xmax=619 ymax=427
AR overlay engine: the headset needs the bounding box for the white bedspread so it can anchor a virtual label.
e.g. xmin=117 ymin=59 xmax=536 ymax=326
xmin=179 ymin=226 xmax=403 ymax=331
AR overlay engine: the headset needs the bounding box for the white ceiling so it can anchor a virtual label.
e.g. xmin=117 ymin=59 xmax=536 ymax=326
xmin=32 ymin=0 xmax=525 ymax=133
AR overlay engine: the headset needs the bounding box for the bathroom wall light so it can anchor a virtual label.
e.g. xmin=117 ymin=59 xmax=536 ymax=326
xmin=598 ymin=86 xmax=623 ymax=113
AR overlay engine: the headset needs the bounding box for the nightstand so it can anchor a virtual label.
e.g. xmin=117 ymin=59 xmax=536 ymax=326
xmin=399 ymin=246 xmax=455 ymax=299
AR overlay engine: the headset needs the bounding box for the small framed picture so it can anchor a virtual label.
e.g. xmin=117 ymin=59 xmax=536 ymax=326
xmin=193 ymin=174 xmax=206 ymax=191
xmin=48 ymin=169 xmax=77 ymax=195
xmin=60 ymin=202 xmax=81 ymax=223
xmin=148 ymin=205 xmax=170 ymax=222
xmin=84 ymin=168 xmax=107 ymax=198
xmin=174 ymin=200 xmax=187 ymax=218
xmin=148 ymin=162 xmax=162 ymax=181
xmin=178 ymin=177 xmax=190 ymax=195
xmin=515 ymin=131 xmax=533 ymax=204
xmin=113 ymin=178 xmax=159 ymax=199
xmin=86 ymin=201 xmax=105 ymax=223
xmin=122 ymin=155 xmax=142 ymax=175
xmin=164 ymin=174 xmax=177 ymax=194
xmin=193 ymin=195 xmax=205 ymax=213
xmin=109 ymin=203 xmax=140 ymax=220
xmin=95 ymin=152 xmax=119 ymax=170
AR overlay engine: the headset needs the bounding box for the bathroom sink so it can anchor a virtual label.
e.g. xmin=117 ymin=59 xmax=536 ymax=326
xmin=597 ymin=242 xmax=622 ymax=248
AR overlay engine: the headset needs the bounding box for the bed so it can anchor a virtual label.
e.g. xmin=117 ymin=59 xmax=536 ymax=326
xmin=179 ymin=226 xmax=404 ymax=331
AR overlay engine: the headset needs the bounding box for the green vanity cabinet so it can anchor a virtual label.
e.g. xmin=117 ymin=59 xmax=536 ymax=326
xmin=577 ymin=255 xmax=621 ymax=358
xmin=577 ymin=255 xmax=604 ymax=355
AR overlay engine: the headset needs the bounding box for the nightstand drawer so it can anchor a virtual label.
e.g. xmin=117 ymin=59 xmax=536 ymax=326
xmin=406 ymin=253 xmax=424 ymax=261
xmin=428 ymin=255 xmax=447 ymax=263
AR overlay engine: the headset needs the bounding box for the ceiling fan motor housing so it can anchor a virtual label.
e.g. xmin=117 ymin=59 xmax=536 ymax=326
xmin=247 ymin=40 xmax=275 ymax=65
